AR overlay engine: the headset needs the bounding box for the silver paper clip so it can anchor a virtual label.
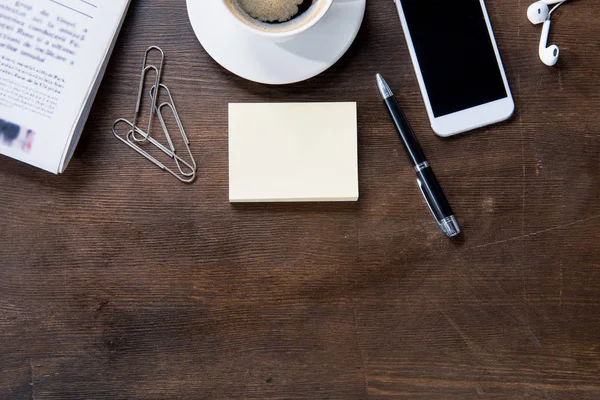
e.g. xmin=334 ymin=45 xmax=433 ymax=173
xmin=150 ymin=84 xmax=196 ymax=178
xmin=131 ymin=46 xmax=164 ymax=143
xmin=113 ymin=118 xmax=196 ymax=183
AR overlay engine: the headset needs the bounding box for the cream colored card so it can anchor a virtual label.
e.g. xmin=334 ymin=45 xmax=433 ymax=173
xmin=229 ymin=102 xmax=359 ymax=202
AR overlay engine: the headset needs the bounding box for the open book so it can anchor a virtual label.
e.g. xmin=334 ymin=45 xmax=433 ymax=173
xmin=0 ymin=0 xmax=131 ymax=173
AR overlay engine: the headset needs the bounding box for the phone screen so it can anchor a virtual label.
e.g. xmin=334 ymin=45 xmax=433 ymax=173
xmin=399 ymin=0 xmax=508 ymax=118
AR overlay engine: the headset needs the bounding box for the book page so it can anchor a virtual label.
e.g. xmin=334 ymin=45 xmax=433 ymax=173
xmin=0 ymin=0 xmax=129 ymax=173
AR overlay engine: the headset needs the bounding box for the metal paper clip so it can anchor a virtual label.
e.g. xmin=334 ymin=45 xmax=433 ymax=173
xmin=113 ymin=118 xmax=196 ymax=183
xmin=131 ymin=46 xmax=164 ymax=143
xmin=150 ymin=84 xmax=196 ymax=177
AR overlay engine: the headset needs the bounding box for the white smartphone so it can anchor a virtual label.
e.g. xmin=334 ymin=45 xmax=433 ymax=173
xmin=394 ymin=0 xmax=514 ymax=137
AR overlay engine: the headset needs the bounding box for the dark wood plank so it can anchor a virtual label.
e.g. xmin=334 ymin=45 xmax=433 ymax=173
xmin=1 ymin=0 xmax=599 ymax=399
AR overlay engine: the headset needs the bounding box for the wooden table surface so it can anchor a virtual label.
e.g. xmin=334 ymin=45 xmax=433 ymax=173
xmin=1 ymin=1 xmax=599 ymax=399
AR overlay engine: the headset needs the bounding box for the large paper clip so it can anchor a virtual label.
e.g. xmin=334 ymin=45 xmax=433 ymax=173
xmin=131 ymin=46 xmax=164 ymax=143
xmin=113 ymin=119 xmax=196 ymax=183
xmin=151 ymin=84 xmax=196 ymax=178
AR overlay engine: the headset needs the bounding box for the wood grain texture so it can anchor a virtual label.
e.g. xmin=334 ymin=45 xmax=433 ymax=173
xmin=1 ymin=0 xmax=599 ymax=399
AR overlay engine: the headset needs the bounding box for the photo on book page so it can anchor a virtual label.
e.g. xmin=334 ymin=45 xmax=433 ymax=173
xmin=0 ymin=119 xmax=36 ymax=153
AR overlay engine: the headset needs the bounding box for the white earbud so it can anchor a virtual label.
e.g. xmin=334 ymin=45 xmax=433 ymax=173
xmin=527 ymin=0 xmax=564 ymax=24
xmin=528 ymin=0 xmax=567 ymax=66
xmin=539 ymin=20 xmax=560 ymax=66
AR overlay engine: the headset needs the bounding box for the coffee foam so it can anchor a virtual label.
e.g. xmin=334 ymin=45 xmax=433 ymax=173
xmin=225 ymin=0 xmax=325 ymax=34
xmin=239 ymin=0 xmax=304 ymax=23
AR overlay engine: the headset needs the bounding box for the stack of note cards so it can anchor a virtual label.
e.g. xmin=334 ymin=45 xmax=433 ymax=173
xmin=229 ymin=102 xmax=359 ymax=202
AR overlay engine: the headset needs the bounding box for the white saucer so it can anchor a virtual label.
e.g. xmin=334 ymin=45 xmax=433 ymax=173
xmin=186 ymin=0 xmax=366 ymax=85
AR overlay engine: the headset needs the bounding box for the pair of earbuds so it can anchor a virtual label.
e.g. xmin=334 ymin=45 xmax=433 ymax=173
xmin=527 ymin=0 xmax=568 ymax=66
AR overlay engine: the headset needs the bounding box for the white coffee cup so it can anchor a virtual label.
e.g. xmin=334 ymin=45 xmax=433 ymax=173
xmin=222 ymin=0 xmax=334 ymax=41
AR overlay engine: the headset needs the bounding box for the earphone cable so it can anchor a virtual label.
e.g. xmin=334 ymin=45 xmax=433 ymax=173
xmin=549 ymin=1 xmax=567 ymax=17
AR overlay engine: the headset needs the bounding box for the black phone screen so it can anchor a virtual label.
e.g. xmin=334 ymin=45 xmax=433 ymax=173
xmin=399 ymin=0 xmax=508 ymax=117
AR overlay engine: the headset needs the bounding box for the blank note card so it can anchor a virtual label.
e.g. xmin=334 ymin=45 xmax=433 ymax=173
xmin=229 ymin=102 xmax=359 ymax=203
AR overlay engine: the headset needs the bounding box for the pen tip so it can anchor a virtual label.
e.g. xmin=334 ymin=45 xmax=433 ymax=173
xmin=375 ymin=73 xmax=393 ymax=100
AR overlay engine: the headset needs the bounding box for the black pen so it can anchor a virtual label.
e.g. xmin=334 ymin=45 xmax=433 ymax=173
xmin=376 ymin=73 xmax=460 ymax=237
